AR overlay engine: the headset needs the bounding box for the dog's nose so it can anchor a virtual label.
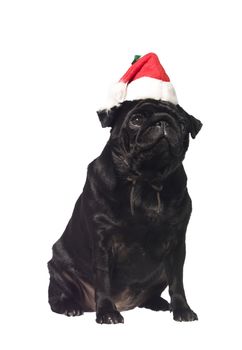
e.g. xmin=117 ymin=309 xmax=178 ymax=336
xmin=154 ymin=121 xmax=169 ymax=136
xmin=155 ymin=121 xmax=169 ymax=128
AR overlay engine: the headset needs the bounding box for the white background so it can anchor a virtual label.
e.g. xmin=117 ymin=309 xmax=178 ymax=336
xmin=0 ymin=0 xmax=241 ymax=349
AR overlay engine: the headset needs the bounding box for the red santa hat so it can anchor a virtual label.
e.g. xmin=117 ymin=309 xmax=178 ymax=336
xmin=98 ymin=53 xmax=178 ymax=113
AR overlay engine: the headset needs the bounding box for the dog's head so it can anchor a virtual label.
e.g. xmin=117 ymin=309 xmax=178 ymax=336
xmin=98 ymin=99 xmax=202 ymax=179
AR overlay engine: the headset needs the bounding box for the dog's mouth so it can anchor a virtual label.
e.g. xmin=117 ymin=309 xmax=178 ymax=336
xmin=137 ymin=136 xmax=170 ymax=156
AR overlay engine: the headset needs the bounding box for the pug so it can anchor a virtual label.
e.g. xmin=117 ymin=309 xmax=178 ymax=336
xmin=47 ymin=98 xmax=202 ymax=324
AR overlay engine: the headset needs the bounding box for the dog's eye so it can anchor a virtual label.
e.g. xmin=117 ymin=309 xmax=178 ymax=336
xmin=129 ymin=114 xmax=144 ymax=128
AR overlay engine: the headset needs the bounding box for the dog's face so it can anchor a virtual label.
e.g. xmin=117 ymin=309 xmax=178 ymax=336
xmin=98 ymin=99 xmax=202 ymax=177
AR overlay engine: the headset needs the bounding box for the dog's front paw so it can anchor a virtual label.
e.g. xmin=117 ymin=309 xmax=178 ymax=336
xmin=173 ymin=307 xmax=198 ymax=322
xmin=96 ymin=310 xmax=124 ymax=324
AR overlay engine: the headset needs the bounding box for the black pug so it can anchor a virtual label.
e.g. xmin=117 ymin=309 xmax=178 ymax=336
xmin=48 ymin=98 xmax=202 ymax=324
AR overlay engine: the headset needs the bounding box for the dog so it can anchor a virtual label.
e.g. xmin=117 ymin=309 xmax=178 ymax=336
xmin=48 ymin=98 xmax=202 ymax=324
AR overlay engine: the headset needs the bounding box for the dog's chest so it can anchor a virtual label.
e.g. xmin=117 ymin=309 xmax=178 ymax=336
xmin=109 ymin=188 xmax=188 ymax=284
xmin=117 ymin=179 xmax=182 ymax=220
xmin=132 ymin=186 xmax=163 ymax=217
xmin=111 ymin=222 xmax=178 ymax=280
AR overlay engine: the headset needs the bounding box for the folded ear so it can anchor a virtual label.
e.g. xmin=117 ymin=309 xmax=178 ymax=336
xmin=189 ymin=114 xmax=203 ymax=139
xmin=97 ymin=107 xmax=117 ymax=128
xmin=176 ymin=104 xmax=202 ymax=139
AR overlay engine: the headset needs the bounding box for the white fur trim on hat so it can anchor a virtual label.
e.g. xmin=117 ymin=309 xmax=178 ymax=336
xmin=126 ymin=77 xmax=178 ymax=105
xmin=100 ymin=81 xmax=127 ymax=111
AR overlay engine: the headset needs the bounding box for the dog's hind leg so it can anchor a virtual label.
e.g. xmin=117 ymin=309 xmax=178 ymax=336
xmin=48 ymin=277 xmax=84 ymax=316
xmin=139 ymin=283 xmax=170 ymax=311
xmin=48 ymin=261 xmax=84 ymax=317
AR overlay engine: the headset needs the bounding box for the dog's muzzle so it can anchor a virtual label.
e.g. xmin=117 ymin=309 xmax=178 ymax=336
xmin=136 ymin=117 xmax=173 ymax=150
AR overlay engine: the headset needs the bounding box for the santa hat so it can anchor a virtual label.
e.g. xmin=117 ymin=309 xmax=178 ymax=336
xmin=98 ymin=53 xmax=178 ymax=115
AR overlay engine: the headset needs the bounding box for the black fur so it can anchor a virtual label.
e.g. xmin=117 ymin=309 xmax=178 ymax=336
xmin=48 ymin=99 xmax=202 ymax=324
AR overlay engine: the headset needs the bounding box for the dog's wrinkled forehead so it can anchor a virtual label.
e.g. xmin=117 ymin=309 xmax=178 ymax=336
xmin=125 ymin=100 xmax=180 ymax=120
xmin=130 ymin=99 xmax=176 ymax=112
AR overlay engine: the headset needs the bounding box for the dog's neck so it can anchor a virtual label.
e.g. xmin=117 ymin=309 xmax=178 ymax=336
xmin=126 ymin=175 xmax=163 ymax=216
xmin=126 ymin=163 xmax=181 ymax=187
xmin=98 ymin=143 xmax=187 ymax=189
xmin=92 ymin=144 xmax=187 ymax=217
xmin=112 ymin=153 xmax=181 ymax=190
xmin=108 ymin=139 xmax=183 ymax=187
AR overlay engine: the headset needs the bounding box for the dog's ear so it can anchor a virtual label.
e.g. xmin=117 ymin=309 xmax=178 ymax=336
xmin=189 ymin=114 xmax=203 ymax=139
xmin=97 ymin=107 xmax=117 ymax=128
xmin=176 ymin=104 xmax=202 ymax=139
